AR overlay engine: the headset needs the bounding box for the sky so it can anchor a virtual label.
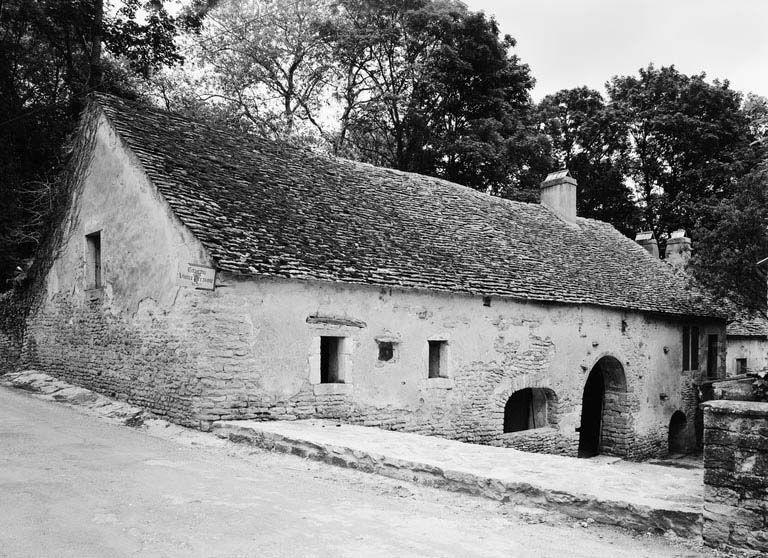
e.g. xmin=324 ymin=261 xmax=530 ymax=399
xmin=461 ymin=0 xmax=768 ymax=101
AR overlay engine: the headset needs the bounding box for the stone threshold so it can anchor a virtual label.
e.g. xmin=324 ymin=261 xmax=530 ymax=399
xmin=213 ymin=419 xmax=704 ymax=539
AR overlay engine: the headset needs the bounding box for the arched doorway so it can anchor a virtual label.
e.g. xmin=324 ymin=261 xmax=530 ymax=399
xmin=578 ymin=355 xmax=628 ymax=458
xmin=668 ymin=411 xmax=687 ymax=454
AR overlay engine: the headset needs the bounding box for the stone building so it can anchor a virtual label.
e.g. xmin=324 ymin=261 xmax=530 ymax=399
xmin=634 ymin=228 xmax=768 ymax=380
xmin=725 ymin=313 xmax=768 ymax=375
xmin=17 ymin=94 xmax=726 ymax=459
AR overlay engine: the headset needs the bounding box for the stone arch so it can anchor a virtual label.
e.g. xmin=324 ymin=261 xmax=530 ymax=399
xmin=503 ymin=387 xmax=557 ymax=433
xmin=668 ymin=411 xmax=688 ymax=454
xmin=579 ymin=355 xmax=631 ymax=458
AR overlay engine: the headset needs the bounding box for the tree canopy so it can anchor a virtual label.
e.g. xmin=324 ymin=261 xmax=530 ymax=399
xmin=1 ymin=1 xmax=768 ymax=313
xmin=0 ymin=0 xmax=211 ymax=285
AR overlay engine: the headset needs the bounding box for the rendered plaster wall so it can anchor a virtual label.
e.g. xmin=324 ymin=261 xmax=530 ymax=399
xmin=22 ymin=111 xmax=725 ymax=457
xmin=702 ymin=400 xmax=768 ymax=554
xmin=170 ymin=274 xmax=722 ymax=459
xmin=726 ymin=337 xmax=768 ymax=376
xmin=22 ymin=112 xmax=214 ymax=424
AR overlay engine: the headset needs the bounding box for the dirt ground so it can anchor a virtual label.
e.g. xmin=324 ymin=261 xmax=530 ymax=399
xmin=0 ymin=385 xmax=736 ymax=557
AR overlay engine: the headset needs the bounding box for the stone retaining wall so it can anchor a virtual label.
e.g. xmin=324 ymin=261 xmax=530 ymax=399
xmin=702 ymin=399 xmax=768 ymax=554
xmin=497 ymin=427 xmax=576 ymax=456
xmin=0 ymin=330 xmax=20 ymax=374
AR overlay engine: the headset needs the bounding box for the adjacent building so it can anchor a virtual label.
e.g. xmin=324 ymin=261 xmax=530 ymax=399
xmin=726 ymin=312 xmax=768 ymax=376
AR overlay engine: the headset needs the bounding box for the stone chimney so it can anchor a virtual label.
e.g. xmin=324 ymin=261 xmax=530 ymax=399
xmin=540 ymin=169 xmax=577 ymax=222
xmin=665 ymin=229 xmax=691 ymax=269
xmin=635 ymin=231 xmax=659 ymax=258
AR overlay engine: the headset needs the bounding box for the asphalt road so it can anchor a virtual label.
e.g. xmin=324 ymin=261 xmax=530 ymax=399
xmin=0 ymin=386 xmax=712 ymax=558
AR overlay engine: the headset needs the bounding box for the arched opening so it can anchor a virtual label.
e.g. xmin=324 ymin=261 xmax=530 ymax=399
xmin=578 ymin=355 xmax=628 ymax=458
xmin=668 ymin=411 xmax=687 ymax=454
xmin=504 ymin=388 xmax=556 ymax=433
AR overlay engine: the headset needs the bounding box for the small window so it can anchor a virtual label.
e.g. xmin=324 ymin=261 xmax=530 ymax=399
xmin=377 ymin=341 xmax=394 ymax=362
xmin=736 ymin=358 xmax=747 ymax=375
xmin=707 ymin=334 xmax=719 ymax=378
xmin=86 ymin=231 xmax=102 ymax=288
xmin=682 ymin=326 xmax=699 ymax=371
xmin=428 ymin=340 xmax=447 ymax=378
xmin=482 ymin=296 xmax=491 ymax=307
xmin=320 ymin=336 xmax=344 ymax=383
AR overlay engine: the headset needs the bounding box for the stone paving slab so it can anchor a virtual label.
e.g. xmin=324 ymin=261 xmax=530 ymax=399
xmin=213 ymin=419 xmax=704 ymax=538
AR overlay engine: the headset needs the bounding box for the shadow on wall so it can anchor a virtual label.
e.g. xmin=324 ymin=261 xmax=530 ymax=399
xmin=668 ymin=410 xmax=688 ymax=454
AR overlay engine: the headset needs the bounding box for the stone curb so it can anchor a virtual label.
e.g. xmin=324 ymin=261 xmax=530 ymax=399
xmin=212 ymin=421 xmax=703 ymax=539
xmin=0 ymin=369 xmax=153 ymax=427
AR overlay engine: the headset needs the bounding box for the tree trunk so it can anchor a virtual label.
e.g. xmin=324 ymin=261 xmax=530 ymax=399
xmin=88 ymin=0 xmax=104 ymax=91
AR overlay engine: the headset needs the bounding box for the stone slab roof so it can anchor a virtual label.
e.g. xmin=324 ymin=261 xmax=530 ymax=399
xmin=93 ymin=94 xmax=722 ymax=319
xmin=727 ymin=311 xmax=768 ymax=338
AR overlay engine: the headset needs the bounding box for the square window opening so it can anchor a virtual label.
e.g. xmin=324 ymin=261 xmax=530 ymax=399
xmin=86 ymin=231 xmax=102 ymax=288
xmin=320 ymin=336 xmax=344 ymax=383
xmin=428 ymin=340 xmax=448 ymax=379
xmin=736 ymin=358 xmax=747 ymax=375
xmin=377 ymin=341 xmax=394 ymax=362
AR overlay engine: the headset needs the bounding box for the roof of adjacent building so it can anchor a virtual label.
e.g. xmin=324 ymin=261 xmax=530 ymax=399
xmin=92 ymin=94 xmax=722 ymax=319
xmin=727 ymin=311 xmax=768 ymax=338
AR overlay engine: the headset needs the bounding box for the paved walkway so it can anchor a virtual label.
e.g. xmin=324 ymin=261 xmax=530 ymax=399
xmin=214 ymin=419 xmax=704 ymax=538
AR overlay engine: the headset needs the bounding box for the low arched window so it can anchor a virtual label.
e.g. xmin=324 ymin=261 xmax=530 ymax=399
xmin=504 ymin=388 xmax=556 ymax=433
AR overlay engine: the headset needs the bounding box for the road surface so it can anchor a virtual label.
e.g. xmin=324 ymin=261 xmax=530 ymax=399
xmin=0 ymin=386 xmax=713 ymax=557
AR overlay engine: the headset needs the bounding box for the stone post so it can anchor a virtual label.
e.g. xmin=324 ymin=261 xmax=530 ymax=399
xmin=702 ymin=399 xmax=768 ymax=554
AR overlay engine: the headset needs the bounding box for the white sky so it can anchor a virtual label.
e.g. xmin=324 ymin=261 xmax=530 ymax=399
xmin=462 ymin=0 xmax=768 ymax=101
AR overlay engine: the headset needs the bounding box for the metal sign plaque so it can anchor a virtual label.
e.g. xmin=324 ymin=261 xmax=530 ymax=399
xmin=178 ymin=263 xmax=216 ymax=290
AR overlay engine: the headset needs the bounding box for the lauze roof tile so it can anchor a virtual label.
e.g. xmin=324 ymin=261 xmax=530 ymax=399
xmin=93 ymin=93 xmax=722 ymax=319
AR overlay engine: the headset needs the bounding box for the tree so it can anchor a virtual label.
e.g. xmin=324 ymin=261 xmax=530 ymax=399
xmin=537 ymin=87 xmax=639 ymax=235
xmin=690 ymin=157 xmax=768 ymax=311
xmin=606 ymin=65 xmax=755 ymax=238
xmin=184 ymin=0 xmax=336 ymax=142
xmin=323 ymin=0 xmax=547 ymax=195
xmin=0 ymin=0 xmax=210 ymax=287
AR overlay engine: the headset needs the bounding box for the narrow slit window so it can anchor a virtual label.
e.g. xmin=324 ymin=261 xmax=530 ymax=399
xmin=682 ymin=326 xmax=700 ymax=371
xmin=706 ymin=334 xmax=718 ymax=378
xmin=86 ymin=231 xmax=102 ymax=288
xmin=320 ymin=336 xmax=343 ymax=383
xmin=691 ymin=327 xmax=700 ymax=370
xmin=428 ymin=340 xmax=447 ymax=378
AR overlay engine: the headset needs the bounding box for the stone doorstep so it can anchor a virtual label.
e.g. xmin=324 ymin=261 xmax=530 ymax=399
xmin=212 ymin=419 xmax=703 ymax=539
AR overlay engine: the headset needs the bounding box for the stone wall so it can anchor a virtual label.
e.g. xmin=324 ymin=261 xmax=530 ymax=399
xmin=0 ymin=292 xmax=22 ymax=374
xmin=702 ymin=400 xmax=768 ymax=554
xmin=0 ymin=329 xmax=20 ymax=374
xmin=498 ymin=427 xmax=576 ymax=455
xmin=26 ymin=264 xmax=722 ymax=459
xmin=726 ymin=337 xmax=768 ymax=376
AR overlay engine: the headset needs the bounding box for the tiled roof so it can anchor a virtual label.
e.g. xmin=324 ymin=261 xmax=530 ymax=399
xmin=727 ymin=311 xmax=768 ymax=338
xmin=93 ymin=94 xmax=722 ymax=319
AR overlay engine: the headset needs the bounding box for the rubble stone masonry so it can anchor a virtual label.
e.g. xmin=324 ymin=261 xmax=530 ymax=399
xmin=702 ymin=399 xmax=768 ymax=554
xmin=0 ymin=330 xmax=20 ymax=373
